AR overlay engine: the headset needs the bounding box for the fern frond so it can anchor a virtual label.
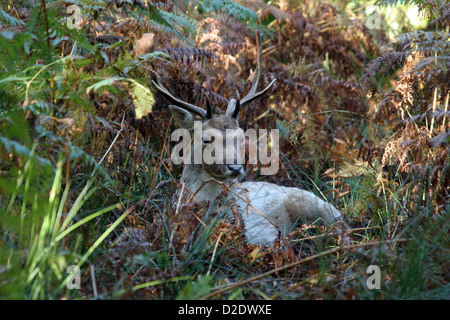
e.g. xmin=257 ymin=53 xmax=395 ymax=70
xmin=136 ymin=50 xmax=171 ymax=63
xmin=87 ymin=35 xmax=126 ymax=45
xmin=0 ymin=10 xmax=26 ymax=27
xmin=86 ymin=76 xmax=154 ymax=119
xmin=375 ymin=0 xmax=413 ymax=8
xmin=131 ymin=81 xmax=155 ymax=119
xmin=160 ymin=10 xmax=198 ymax=37
xmin=335 ymin=161 xmax=373 ymax=178
xmin=360 ymin=52 xmax=408 ymax=84
xmin=0 ymin=135 xmax=52 ymax=168
xmin=239 ymin=0 xmax=290 ymax=22
xmin=199 ymin=0 xmax=258 ymax=21
xmin=427 ymin=4 xmax=450 ymax=29
xmin=143 ymin=4 xmax=187 ymax=40
xmin=159 ymin=47 xmax=219 ymax=64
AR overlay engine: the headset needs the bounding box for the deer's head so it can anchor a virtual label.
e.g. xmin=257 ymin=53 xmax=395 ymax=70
xmin=153 ymin=31 xmax=276 ymax=180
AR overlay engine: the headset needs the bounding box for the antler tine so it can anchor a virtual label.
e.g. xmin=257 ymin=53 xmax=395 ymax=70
xmin=232 ymin=90 xmax=241 ymax=119
xmin=240 ymin=30 xmax=277 ymax=107
xmin=152 ymin=77 xmax=207 ymax=119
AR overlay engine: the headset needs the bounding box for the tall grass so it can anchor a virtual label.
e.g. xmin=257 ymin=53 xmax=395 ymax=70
xmin=0 ymin=144 xmax=124 ymax=299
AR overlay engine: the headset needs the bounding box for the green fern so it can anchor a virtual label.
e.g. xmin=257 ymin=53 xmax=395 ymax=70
xmin=160 ymin=10 xmax=198 ymax=37
xmin=136 ymin=50 xmax=172 ymax=64
xmin=86 ymin=77 xmax=155 ymax=119
xmin=131 ymin=81 xmax=155 ymax=119
xmin=376 ymin=0 xmax=414 ymax=7
xmin=0 ymin=135 xmax=52 ymax=169
xmin=0 ymin=10 xmax=25 ymax=27
xmin=132 ymin=3 xmax=188 ymax=40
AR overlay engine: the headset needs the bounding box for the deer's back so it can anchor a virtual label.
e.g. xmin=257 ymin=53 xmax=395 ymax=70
xmin=231 ymin=181 xmax=342 ymax=246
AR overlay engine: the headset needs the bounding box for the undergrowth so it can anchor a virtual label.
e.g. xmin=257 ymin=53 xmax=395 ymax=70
xmin=0 ymin=0 xmax=449 ymax=299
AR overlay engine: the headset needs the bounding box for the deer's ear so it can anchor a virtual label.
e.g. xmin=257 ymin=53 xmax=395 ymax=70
xmin=225 ymin=99 xmax=240 ymax=119
xmin=169 ymin=105 xmax=195 ymax=131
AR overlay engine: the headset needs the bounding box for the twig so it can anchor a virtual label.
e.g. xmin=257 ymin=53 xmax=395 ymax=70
xmin=97 ymin=113 xmax=126 ymax=169
xmin=207 ymin=232 xmax=223 ymax=277
xmin=174 ymin=181 xmax=186 ymax=217
xmin=90 ymin=265 xmax=98 ymax=298
xmin=150 ymin=115 xmax=173 ymax=191
xmin=40 ymin=0 xmax=55 ymax=103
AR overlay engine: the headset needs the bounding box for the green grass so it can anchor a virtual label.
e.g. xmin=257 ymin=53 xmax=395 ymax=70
xmin=0 ymin=142 xmax=121 ymax=299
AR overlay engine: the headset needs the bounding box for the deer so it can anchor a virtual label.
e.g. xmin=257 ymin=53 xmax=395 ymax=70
xmin=152 ymin=31 xmax=342 ymax=246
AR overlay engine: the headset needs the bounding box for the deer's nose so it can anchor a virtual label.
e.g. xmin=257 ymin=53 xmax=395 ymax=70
xmin=227 ymin=164 xmax=243 ymax=175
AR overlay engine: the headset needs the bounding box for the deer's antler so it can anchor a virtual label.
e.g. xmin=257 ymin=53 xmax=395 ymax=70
xmin=235 ymin=30 xmax=277 ymax=110
xmin=153 ymin=30 xmax=276 ymax=119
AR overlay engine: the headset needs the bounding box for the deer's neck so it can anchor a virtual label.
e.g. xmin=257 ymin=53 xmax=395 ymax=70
xmin=180 ymin=164 xmax=222 ymax=202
